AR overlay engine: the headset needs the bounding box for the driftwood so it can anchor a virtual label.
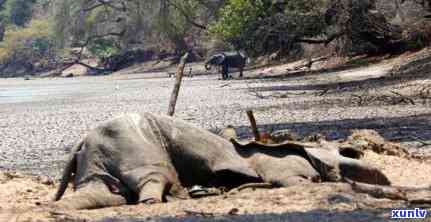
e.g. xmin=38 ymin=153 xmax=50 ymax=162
xmin=167 ymin=53 xmax=190 ymax=116
xmin=246 ymin=110 xmax=261 ymax=141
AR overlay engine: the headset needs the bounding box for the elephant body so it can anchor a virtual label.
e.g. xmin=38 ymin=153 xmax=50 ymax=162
xmin=205 ymin=51 xmax=247 ymax=80
xmin=54 ymin=113 xmax=390 ymax=210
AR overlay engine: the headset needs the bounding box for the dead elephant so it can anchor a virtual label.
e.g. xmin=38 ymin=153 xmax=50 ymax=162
xmin=53 ymin=113 xmax=390 ymax=209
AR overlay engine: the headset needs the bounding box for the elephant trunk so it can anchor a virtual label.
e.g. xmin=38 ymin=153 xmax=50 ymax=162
xmin=338 ymin=157 xmax=391 ymax=185
xmin=205 ymin=63 xmax=211 ymax=71
xmin=54 ymin=183 xmax=127 ymax=210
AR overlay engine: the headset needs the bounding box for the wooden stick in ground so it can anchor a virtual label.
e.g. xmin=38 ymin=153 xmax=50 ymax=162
xmin=246 ymin=110 xmax=261 ymax=141
xmin=167 ymin=53 xmax=190 ymax=116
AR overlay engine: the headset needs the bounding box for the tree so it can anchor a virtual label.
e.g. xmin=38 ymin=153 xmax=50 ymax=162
xmin=209 ymin=0 xmax=328 ymax=56
xmin=210 ymin=0 xmax=407 ymax=57
xmin=1 ymin=0 xmax=37 ymax=27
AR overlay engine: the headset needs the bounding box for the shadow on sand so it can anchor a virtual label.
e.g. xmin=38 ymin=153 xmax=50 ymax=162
xmin=232 ymin=113 xmax=431 ymax=143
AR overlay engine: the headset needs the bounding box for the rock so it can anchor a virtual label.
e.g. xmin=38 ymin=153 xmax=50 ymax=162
xmin=61 ymin=60 xmax=97 ymax=77
xmin=36 ymin=175 xmax=54 ymax=186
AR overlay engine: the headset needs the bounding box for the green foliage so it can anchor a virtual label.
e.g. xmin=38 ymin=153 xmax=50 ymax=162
xmin=209 ymin=0 xmax=328 ymax=56
xmin=87 ymin=38 xmax=119 ymax=59
xmin=155 ymin=0 xmax=201 ymax=54
xmin=0 ymin=0 xmax=36 ymax=26
xmin=0 ymin=19 xmax=56 ymax=65
xmin=209 ymin=0 xmax=265 ymax=41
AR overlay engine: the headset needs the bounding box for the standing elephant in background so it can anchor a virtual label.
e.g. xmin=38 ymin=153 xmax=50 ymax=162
xmin=205 ymin=51 xmax=247 ymax=80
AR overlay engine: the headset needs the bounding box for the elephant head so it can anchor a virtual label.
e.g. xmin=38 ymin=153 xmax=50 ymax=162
xmin=205 ymin=53 xmax=226 ymax=70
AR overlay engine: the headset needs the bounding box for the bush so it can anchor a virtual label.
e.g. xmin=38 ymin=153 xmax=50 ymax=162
xmin=209 ymin=0 xmax=327 ymax=56
xmin=0 ymin=19 xmax=57 ymax=75
xmin=87 ymin=38 xmax=119 ymax=59
xmin=404 ymin=20 xmax=431 ymax=50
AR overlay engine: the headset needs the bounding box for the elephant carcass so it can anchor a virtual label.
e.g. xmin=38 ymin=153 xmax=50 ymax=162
xmin=54 ymin=113 xmax=260 ymax=210
xmin=54 ymin=113 xmax=391 ymax=210
xmin=205 ymin=51 xmax=247 ymax=80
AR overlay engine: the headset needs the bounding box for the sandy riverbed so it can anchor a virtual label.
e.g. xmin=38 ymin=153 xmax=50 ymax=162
xmin=1 ymin=58 xmax=431 ymax=177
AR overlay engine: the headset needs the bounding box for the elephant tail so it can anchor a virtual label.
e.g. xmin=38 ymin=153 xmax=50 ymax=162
xmin=54 ymin=139 xmax=83 ymax=201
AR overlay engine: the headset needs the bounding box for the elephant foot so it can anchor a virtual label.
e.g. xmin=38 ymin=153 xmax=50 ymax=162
xmin=53 ymin=182 xmax=127 ymax=210
xmin=138 ymin=176 xmax=169 ymax=204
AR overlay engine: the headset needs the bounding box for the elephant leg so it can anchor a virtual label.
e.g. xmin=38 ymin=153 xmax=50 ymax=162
xmin=138 ymin=174 xmax=169 ymax=204
xmin=239 ymin=67 xmax=244 ymax=78
xmin=222 ymin=63 xmax=228 ymax=80
xmin=53 ymin=181 xmax=127 ymax=210
xmin=122 ymin=166 xmax=172 ymax=204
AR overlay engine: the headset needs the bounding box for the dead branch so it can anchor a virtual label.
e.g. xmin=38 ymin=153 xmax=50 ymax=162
xmin=246 ymin=84 xmax=267 ymax=99
xmin=268 ymin=91 xmax=307 ymax=98
xmin=248 ymin=91 xmax=266 ymax=99
xmin=293 ymin=57 xmax=329 ymax=70
xmin=219 ymin=83 xmax=231 ymax=88
xmin=296 ymin=32 xmax=345 ymax=46
xmin=165 ymin=0 xmax=207 ymax=30
xmin=317 ymin=89 xmax=330 ymax=96
xmin=390 ymin=90 xmax=415 ymax=105
xmin=246 ymin=110 xmax=261 ymax=142
xmin=58 ymin=31 xmax=126 ymax=74
xmin=167 ymin=53 xmax=190 ymax=116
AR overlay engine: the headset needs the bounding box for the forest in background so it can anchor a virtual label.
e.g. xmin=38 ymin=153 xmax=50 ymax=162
xmin=0 ymin=0 xmax=431 ymax=77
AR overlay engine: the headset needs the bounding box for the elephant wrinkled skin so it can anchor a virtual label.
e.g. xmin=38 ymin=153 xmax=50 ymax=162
xmin=54 ymin=113 xmax=390 ymax=210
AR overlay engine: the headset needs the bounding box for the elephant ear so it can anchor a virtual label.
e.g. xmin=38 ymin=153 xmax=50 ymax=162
xmin=214 ymin=54 xmax=226 ymax=65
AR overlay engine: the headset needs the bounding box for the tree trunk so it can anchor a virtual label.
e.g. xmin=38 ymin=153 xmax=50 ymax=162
xmin=246 ymin=110 xmax=261 ymax=142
